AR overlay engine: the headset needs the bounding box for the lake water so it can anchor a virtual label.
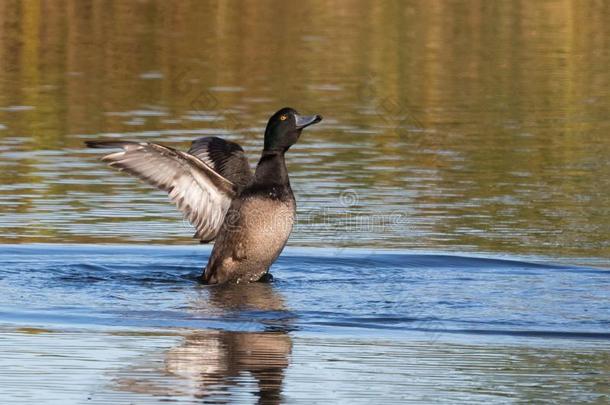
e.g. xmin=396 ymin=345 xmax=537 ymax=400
xmin=1 ymin=244 xmax=609 ymax=403
xmin=0 ymin=1 xmax=609 ymax=403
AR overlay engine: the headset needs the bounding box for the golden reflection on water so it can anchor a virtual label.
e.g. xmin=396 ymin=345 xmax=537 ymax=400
xmin=0 ymin=1 xmax=608 ymax=258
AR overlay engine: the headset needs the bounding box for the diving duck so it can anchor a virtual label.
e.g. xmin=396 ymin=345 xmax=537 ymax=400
xmin=86 ymin=108 xmax=322 ymax=284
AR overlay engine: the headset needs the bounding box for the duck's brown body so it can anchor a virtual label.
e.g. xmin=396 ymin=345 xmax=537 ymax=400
xmin=203 ymin=188 xmax=296 ymax=284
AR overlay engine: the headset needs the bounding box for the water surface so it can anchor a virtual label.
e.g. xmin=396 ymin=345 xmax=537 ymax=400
xmin=1 ymin=244 xmax=609 ymax=403
xmin=1 ymin=1 xmax=610 ymax=403
xmin=0 ymin=0 xmax=608 ymax=259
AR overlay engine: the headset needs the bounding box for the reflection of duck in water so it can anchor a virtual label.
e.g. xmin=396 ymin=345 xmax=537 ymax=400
xmin=115 ymin=283 xmax=292 ymax=404
xmin=165 ymin=330 xmax=291 ymax=404
xmin=203 ymin=281 xmax=288 ymax=312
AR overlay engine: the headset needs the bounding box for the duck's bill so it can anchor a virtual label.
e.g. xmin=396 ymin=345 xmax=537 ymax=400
xmin=295 ymin=114 xmax=323 ymax=129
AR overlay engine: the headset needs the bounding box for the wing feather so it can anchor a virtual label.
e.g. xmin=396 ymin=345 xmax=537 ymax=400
xmin=188 ymin=137 xmax=253 ymax=188
xmin=86 ymin=140 xmax=236 ymax=242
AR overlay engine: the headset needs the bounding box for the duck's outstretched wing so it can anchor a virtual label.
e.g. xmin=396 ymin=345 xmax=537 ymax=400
xmin=188 ymin=137 xmax=253 ymax=189
xmin=86 ymin=140 xmax=236 ymax=242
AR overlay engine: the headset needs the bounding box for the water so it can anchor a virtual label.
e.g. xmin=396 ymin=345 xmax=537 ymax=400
xmin=1 ymin=1 xmax=610 ymax=403
xmin=1 ymin=244 xmax=609 ymax=403
xmin=1 ymin=1 xmax=609 ymax=259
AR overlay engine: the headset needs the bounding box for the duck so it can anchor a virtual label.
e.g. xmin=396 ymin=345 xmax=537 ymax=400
xmin=86 ymin=107 xmax=322 ymax=284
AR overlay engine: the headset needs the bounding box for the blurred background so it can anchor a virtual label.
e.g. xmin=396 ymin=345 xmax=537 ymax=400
xmin=0 ymin=0 xmax=609 ymax=262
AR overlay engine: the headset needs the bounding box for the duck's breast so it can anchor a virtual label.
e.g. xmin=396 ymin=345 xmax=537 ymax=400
xmin=239 ymin=197 xmax=295 ymax=262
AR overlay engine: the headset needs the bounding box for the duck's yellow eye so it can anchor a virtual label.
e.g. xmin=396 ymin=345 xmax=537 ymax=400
xmin=280 ymin=115 xmax=287 ymax=121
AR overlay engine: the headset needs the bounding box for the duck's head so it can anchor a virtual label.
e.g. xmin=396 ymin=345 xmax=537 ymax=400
xmin=263 ymin=107 xmax=322 ymax=152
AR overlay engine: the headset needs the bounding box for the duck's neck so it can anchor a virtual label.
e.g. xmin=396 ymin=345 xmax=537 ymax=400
xmin=254 ymin=150 xmax=290 ymax=186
